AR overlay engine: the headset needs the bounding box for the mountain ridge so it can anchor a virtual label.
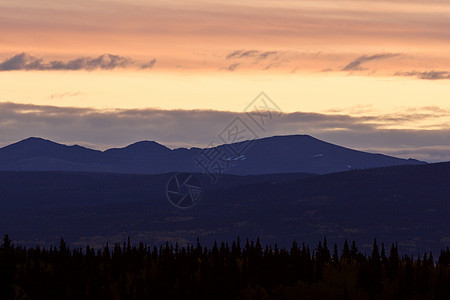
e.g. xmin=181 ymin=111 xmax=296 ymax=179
xmin=0 ymin=135 xmax=427 ymax=175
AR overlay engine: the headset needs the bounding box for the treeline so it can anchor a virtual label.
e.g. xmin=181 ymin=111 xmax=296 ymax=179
xmin=1 ymin=235 xmax=449 ymax=299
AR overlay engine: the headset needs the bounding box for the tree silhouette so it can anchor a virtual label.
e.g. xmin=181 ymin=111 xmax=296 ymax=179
xmin=0 ymin=234 xmax=448 ymax=299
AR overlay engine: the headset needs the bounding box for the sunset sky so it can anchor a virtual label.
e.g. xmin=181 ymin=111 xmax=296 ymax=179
xmin=1 ymin=0 xmax=450 ymax=161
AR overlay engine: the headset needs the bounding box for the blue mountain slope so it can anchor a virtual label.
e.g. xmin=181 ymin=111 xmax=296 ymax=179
xmin=0 ymin=135 xmax=426 ymax=174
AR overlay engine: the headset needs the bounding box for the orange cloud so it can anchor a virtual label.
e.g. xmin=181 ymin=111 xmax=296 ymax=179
xmin=1 ymin=0 xmax=450 ymax=76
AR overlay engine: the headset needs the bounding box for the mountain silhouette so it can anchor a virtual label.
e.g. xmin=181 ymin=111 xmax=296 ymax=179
xmin=0 ymin=135 xmax=425 ymax=174
xmin=0 ymin=137 xmax=101 ymax=160
xmin=104 ymin=141 xmax=171 ymax=159
xmin=215 ymin=135 xmax=425 ymax=174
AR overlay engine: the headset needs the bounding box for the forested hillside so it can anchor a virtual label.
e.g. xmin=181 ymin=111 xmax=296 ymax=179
xmin=1 ymin=235 xmax=449 ymax=299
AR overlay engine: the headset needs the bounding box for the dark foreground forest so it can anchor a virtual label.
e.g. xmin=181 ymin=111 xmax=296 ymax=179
xmin=1 ymin=235 xmax=449 ymax=300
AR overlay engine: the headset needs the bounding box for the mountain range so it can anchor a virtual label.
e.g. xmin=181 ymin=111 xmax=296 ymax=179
xmin=0 ymin=135 xmax=425 ymax=175
xmin=0 ymin=134 xmax=446 ymax=255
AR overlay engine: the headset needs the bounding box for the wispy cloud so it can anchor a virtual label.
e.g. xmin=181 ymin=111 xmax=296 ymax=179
xmin=0 ymin=53 xmax=157 ymax=71
xmin=141 ymin=59 xmax=157 ymax=69
xmin=47 ymin=91 xmax=84 ymax=100
xmin=394 ymin=70 xmax=450 ymax=80
xmin=224 ymin=49 xmax=282 ymax=71
xmin=226 ymin=50 xmax=278 ymax=60
xmin=342 ymin=53 xmax=400 ymax=71
xmin=0 ymin=53 xmax=132 ymax=71
xmin=227 ymin=63 xmax=239 ymax=71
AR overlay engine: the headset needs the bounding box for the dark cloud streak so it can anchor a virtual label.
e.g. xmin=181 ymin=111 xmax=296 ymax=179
xmin=141 ymin=59 xmax=157 ymax=69
xmin=227 ymin=63 xmax=239 ymax=71
xmin=395 ymin=70 xmax=450 ymax=80
xmin=342 ymin=53 xmax=400 ymax=71
xmin=0 ymin=53 xmax=157 ymax=71
xmin=48 ymin=91 xmax=84 ymax=100
xmin=226 ymin=49 xmax=278 ymax=60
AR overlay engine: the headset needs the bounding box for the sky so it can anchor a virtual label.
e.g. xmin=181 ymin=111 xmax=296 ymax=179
xmin=1 ymin=0 xmax=450 ymax=161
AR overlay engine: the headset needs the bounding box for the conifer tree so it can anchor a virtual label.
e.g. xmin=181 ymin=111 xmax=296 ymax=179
xmin=332 ymin=243 xmax=339 ymax=266
xmin=341 ymin=239 xmax=351 ymax=263
xmin=350 ymin=240 xmax=358 ymax=261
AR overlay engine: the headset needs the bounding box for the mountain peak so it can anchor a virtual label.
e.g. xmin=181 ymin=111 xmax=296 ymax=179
xmin=18 ymin=136 xmax=57 ymax=144
xmin=125 ymin=140 xmax=168 ymax=150
xmin=105 ymin=140 xmax=170 ymax=152
xmin=103 ymin=140 xmax=170 ymax=159
xmin=252 ymin=134 xmax=320 ymax=142
xmin=3 ymin=137 xmax=62 ymax=150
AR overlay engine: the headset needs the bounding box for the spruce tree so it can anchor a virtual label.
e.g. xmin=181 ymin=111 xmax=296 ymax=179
xmin=332 ymin=243 xmax=339 ymax=266
xmin=350 ymin=240 xmax=358 ymax=261
xmin=341 ymin=239 xmax=351 ymax=263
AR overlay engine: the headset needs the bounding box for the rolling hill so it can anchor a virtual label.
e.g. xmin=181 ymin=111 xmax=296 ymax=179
xmin=0 ymin=162 xmax=448 ymax=254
